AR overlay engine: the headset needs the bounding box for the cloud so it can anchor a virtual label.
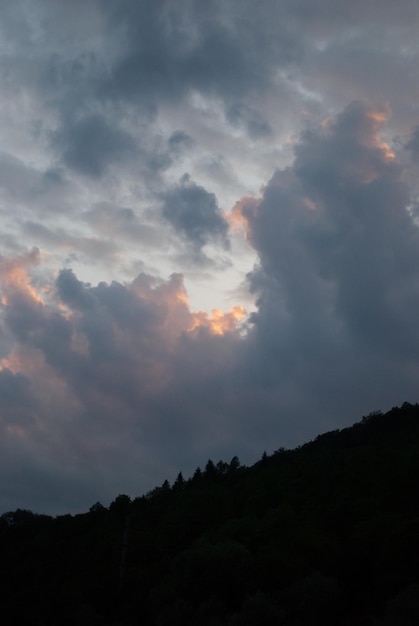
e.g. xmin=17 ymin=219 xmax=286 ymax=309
xmin=0 ymin=255 xmax=246 ymax=512
xmin=0 ymin=247 xmax=42 ymax=306
xmin=1 ymin=101 xmax=419 ymax=515
xmin=0 ymin=367 xmax=34 ymax=430
xmin=1 ymin=0 xmax=419 ymax=516
xmin=82 ymin=203 xmax=165 ymax=248
xmin=226 ymin=103 xmax=272 ymax=139
xmin=235 ymin=102 xmax=419 ymax=434
xmin=0 ymin=153 xmax=75 ymax=219
xmin=23 ymin=221 xmax=119 ymax=263
xmin=406 ymin=127 xmax=419 ymax=162
xmin=161 ymin=175 xmax=230 ymax=252
xmin=51 ymin=113 xmax=138 ymax=178
xmin=168 ymin=130 xmax=195 ymax=154
xmin=99 ymin=0 xmax=300 ymax=104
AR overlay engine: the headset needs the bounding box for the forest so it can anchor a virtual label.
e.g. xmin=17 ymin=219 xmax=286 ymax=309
xmin=2 ymin=401 xmax=419 ymax=625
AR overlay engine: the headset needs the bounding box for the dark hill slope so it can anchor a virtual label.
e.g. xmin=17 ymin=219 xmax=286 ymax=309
xmin=2 ymin=402 xmax=419 ymax=625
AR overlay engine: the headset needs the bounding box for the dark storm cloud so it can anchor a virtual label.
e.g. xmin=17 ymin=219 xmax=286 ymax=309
xmin=238 ymin=102 xmax=419 ymax=435
xmin=162 ymin=175 xmax=229 ymax=251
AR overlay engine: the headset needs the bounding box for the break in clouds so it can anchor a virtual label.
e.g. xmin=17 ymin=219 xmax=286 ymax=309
xmin=1 ymin=0 xmax=419 ymax=513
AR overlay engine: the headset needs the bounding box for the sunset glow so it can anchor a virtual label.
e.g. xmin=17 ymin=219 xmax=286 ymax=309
xmin=189 ymin=305 xmax=247 ymax=335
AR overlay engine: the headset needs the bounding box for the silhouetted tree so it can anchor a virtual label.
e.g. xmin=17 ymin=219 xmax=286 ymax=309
xmin=109 ymin=494 xmax=131 ymax=519
xmin=173 ymin=471 xmax=186 ymax=490
xmin=229 ymin=456 xmax=241 ymax=472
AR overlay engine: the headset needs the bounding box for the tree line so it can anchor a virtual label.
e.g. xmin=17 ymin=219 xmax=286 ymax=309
xmin=2 ymin=402 xmax=419 ymax=625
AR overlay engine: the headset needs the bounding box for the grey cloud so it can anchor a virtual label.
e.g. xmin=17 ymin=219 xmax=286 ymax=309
xmin=52 ymin=114 xmax=137 ymax=177
xmin=0 ymin=258 xmax=247 ymax=510
xmin=56 ymin=269 xmax=164 ymax=343
xmin=162 ymin=175 xmax=229 ymax=250
xmin=6 ymin=0 xmax=417 ymax=201
xmin=31 ymin=0 xmax=301 ymax=178
xmin=23 ymin=221 xmax=118 ymax=263
xmin=3 ymin=93 xmax=419 ymax=516
xmin=304 ymin=40 xmax=419 ymax=117
xmin=0 ymin=154 xmax=74 ymax=217
xmin=406 ymin=127 xmax=419 ymax=162
xmin=291 ymin=103 xmax=419 ymax=353
xmin=226 ymin=103 xmax=272 ymax=139
xmin=56 ymin=268 xmax=96 ymax=312
xmin=240 ymin=102 xmax=419 ymax=434
xmin=2 ymin=0 xmax=419 ymax=516
xmin=168 ymin=131 xmax=195 ymax=154
xmin=0 ymin=368 xmax=33 ymax=425
xmin=82 ymin=203 xmax=165 ymax=248
xmin=96 ymin=0 xmax=418 ymax=117
xmin=50 ymin=270 xmax=185 ymax=400
xmin=100 ymin=0 xmax=300 ymax=104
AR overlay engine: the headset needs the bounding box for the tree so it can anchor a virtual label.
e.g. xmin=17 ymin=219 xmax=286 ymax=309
xmin=109 ymin=494 xmax=131 ymax=519
xmin=192 ymin=467 xmax=203 ymax=482
xmin=229 ymin=456 xmax=241 ymax=472
xmin=174 ymin=471 xmax=186 ymax=490
xmin=204 ymin=459 xmax=218 ymax=481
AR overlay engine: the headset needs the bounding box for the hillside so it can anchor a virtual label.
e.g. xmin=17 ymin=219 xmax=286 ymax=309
xmin=2 ymin=402 xmax=419 ymax=625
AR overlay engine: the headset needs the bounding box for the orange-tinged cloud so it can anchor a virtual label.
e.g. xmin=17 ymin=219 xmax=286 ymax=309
xmin=0 ymin=250 xmax=249 ymax=439
xmin=226 ymin=196 xmax=260 ymax=240
xmin=320 ymin=116 xmax=334 ymax=130
xmin=189 ymin=305 xmax=246 ymax=335
xmin=365 ymin=108 xmax=395 ymax=161
xmin=0 ymin=248 xmax=44 ymax=306
xmin=0 ymin=354 xmax=21 ymax=375
xmin=131 ymin=271 xmax=248 ymax=338
xmin=365 ymin=109 xmax=390 ymax=125
xmin=0 ymin=347 xmax=50 ymax=380
xmin=131 ymin=272 xmax=194 ymax=341
xmin=302 ymin=197 xmax=318 ymax=211
xmin=225 ymin=204 xmax=248 ymax=233
xmin=320 ymin=106 xmax=395 ymax=165
xmin=341 ymin=105 xmax=395 ymax=184
xmin=131 ymin=270 xmax=248 ymax=336
xmin=376 ymin=139 xmax=395 ymax=162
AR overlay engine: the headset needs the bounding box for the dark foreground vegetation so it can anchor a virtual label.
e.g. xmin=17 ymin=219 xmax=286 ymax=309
xmin=2 ymin=402 xmax=419 ymax=625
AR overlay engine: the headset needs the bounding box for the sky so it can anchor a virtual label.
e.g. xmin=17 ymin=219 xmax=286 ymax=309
xmin=1 ymin=0 xmax=419 ymax=514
